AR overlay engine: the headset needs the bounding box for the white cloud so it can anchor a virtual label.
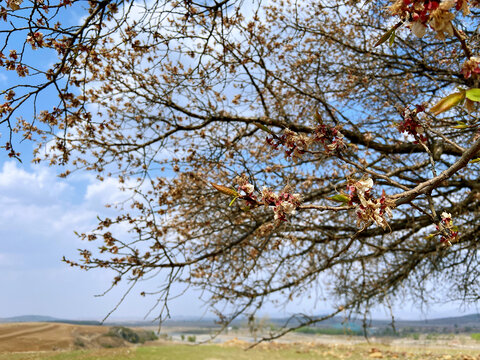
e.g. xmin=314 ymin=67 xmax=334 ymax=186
xmin=0 ymin=162 xmax=132 ymax=315
xmin=0 ymin=160 xmax=191 ymax=320
xmin=0 ymin=163 xmax=86 ymax=245
xmin=0 ymin=161 xmax=71 ymax=203
xmin=84 ymin=176 xmax=133 ymax=206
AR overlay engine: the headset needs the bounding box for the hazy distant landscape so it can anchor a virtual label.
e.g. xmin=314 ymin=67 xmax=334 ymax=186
xmin=3 ymin=313 xmax=480 ymax=336
xmin=2 ymin=313 xmax=480 ymax=359
xmin=0 ymin=314 xmax=480 ymax=360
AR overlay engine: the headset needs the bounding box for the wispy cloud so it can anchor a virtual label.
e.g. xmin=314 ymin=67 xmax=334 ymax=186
xmin=0 ymin=161 xmax=165 ymax=319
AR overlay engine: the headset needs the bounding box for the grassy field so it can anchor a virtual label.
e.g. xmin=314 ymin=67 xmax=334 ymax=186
xmin=2 ymin=342 xmax=480 ymax=360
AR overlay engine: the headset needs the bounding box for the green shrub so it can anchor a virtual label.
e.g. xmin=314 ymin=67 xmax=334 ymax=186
xmin=137 ymin=329 xmax=159 ymax=343
xmin=187 ymin=335 xmax=196 ymax=343
xmin=107 ymin=326 xmax=140 ymax=343
xmin=107 ymin=326 xmax=158 ymax=344
xmin=470 ymin=333 xmax=480 ymax=341
xmin=410 ymin=333 xmax=420 ymax=340
xmin=73 ymin=337 xmax=85 ymax=348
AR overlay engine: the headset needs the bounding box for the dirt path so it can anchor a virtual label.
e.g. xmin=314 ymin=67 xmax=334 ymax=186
xmin=0 ymin=323 xmax=59 ymax=341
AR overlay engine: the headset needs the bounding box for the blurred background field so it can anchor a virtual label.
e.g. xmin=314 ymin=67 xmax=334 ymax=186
xmin=2 ymin=318 xmax=480 ymax=360
xmin=1 ymin=341 xmax=480 ymax=360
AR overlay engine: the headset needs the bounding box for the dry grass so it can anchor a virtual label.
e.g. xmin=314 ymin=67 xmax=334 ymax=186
xmin=0 ymin=322 xmax=118 ymax=352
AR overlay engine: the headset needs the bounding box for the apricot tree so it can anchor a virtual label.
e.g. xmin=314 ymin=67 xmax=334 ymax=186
xmin=2 ymin=0 xmax=480 ymax=338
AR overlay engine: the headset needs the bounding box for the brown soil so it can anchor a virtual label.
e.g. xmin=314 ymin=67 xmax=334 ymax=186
xmin=0 ymin=322 xmax=127 ymax=353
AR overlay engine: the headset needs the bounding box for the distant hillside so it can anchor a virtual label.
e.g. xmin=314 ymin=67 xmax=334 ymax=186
xmin=240 ymin=313 xmax=480 ymax=335
xmin=407 ymin=313 xmax=480 ymax=325
xmin=274 ymin=313 xmax=480 ymax=335
xmin=2 ymin=313 xmax=480 ymax=334
xmin=386 ymin=313 xmax=480 ymax=334
xmin=0 ymin=315 xmax=101 ymax=326
xmin=0 ymin=315 xmax=59 ymax=323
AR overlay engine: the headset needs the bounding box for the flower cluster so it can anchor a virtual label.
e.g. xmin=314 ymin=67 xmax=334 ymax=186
xmin=265 ymin=124 xmax=345 ymax=159
xmin=1 ymin=50 xmax=29 ymax=77
xmin=261 ymin=187 xmax=302 ymax=222
xmin=397 ymin=104 xmax=427 ymax=143
xmin=0 ymin=102 xmax=12 ymax=117
xmin=437 ymin=211 xmax=458 ymax=246
xmin=234 ymin=175 xmax=258 ymax=206
xmin=4 ymin=141 xmax=20 ymax=158
xmin=462 ymin=56 xmax=480 ymax=79
xmin=346 ymin=178 xmax=394 ymax=229
xmin=266 ymin=129 xmax=312 ymax=158
xmin=314 ymin=123 xmax=346 ymax=154
xmin=389 ymin=0 xmax=468 ymax=39
xmin=7 ymin=0 xmax=22 ymax=10
xmin=239 ymin=182 xmax=255 ymax=196
xmin=230 ymin=175 xmax=302 ymax=222
xmin=26 ymin=32 xmax=45 ymax=49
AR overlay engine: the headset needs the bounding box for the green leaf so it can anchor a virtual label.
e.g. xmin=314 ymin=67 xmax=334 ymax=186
xmin=388 ymin=30 xmax=396 ymax=47
xmin=253 ymin=122 xmax=273 ymax=134
xmin=374 ymin=26 xmax=397 ymax=47
xmin=425 ymin=233 xmax=436 ymax=240
xmin=328 ymin=194 xmax=350 ymax=203
xmin=465 ymin=88 xmax=480 ymax=102
xmin=229 ymin=196 xmax=238 ymax=207
xmin=452 ymin=121 xmax=468 ymax=129
xmin=430 ymin=92 xmax=465 ymax=115
xmin=469 ymin=158 xmax=480 ymax=164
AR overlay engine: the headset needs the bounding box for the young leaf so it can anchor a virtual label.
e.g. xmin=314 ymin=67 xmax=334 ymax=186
xmin=469 ymin=158 xmax=480 ymax=164
xmin=374 ymin=26 xmax=397 ymax=47
xmin=465 ymin=88 xmax=480 ymax=102
xmin=328 ymin=194 xmax=350 ymax=203
xmin=430 ymin=92 xmax=465 ymax=115
xmin=211 ymin=183 xmax=239 ymax=197
xmin=388 ymin=30 xmax=396 ymax=47
xmin=452 ymin=121 xmax=467 ymax=129
xmin=254 ymin=122 xmax=273 ymax=134
xmin=229 ymin=196 xmax=238 ymax=207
